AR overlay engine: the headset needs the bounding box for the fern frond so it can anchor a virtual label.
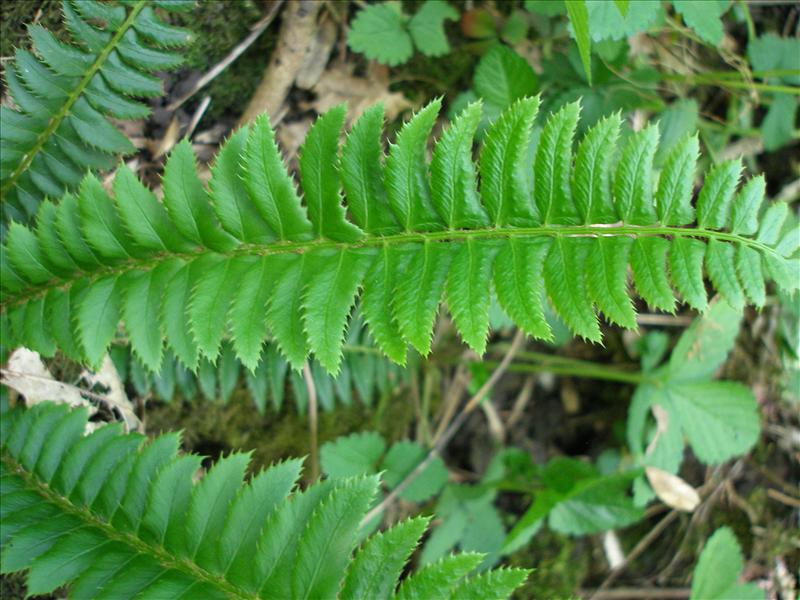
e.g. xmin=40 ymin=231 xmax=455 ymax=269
xmin=0 ymin=401 xmax=530 ymax=598
xmin=0 ymin=0 xmax=192 ymax=224
xmin=2 ymin=98 xmax=798 ymax=375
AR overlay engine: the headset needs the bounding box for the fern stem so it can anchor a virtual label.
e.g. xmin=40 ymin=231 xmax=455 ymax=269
xmin=1 ymin=224 xmax=779 ymax=314
xmin=486 ymin=360 xmax=646 ymax=385
xmin=302 ymin=360 xmax=320 ymax=482
xmin=0 ymin=450 xmax=257 ymax=600
xmin=0 ymin=1 xmax=149 ymax=200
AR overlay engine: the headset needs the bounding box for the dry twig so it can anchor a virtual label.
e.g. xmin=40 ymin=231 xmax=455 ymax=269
xmin=360 ymin=329 xmax=526 ymax=527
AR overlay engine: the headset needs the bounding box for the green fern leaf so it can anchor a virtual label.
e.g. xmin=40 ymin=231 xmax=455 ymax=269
xmin=1 ymin=0 xmax=191 ymax=223
xmin=230 ymin=257 xmax=275 ymax=373
xmin=493 ymin=238 xmax=552 ymax=341
xmin=735 ymin=244 xmax=766 ymax=308
xmin=448 ymin=568 xmax=531 ymax=599
xmin=479 ymin=96 xmax=540 ymax=226
xmin=293 ymin=476 xmax=379 ymax=599
xmin=120 ymin=265 xmax=175 ymax=371
xmin=163 ymin=140 xmax=237 ymax=252
xmin=185 ymin=452 xmax=251 ymax=570
xmin=189 ymin=257 xmax=247 ymax=361
xmin=360 ymin=245 xmax=409 ymax=364
xmin=668 ymin=236 xmax=708 ymax=311
xmin=77 ymin=275 xmax=121 ymax=366
xmin=394 ymin=241 xmax=454 ymax=355
xmin=386 ymin=99 xmax=444 ymax=231
xmin=614 ymin=124 xmax=659 ymax=224
xmin=160 ymin=258 xmax=202 ymax=370
xmin=114 ymin=165 xmax=188 ymax=253
xmin=535 ymin=101 xmax=581 ymax=225
xmin=730 ymin=175 xmax=765 ymax=235
xmin=78 ymin=175 xmax=136 ymax=260
xmin=656 ymin=134 xmax=699 ymax=226
xmin=2 ymin=97 xmax=794 ymax=375
xmin=705 ymin=239 xmax=744 ymax=309
xmin=243 ymin=114 xmax=313 ymax=241
xmin=587 ymin=237 xmax=637 ymax=329
xmin=116 ymin=431 xmax=182 ymax=531
xmin=221 ymin=458 xmax=303 ymax=580
xmin=341 ymin=516 xmax=429 ymax=599
xmin=696 ymin=159 xmax=742 ymax=229
xmin=210 ymin=126 xmax=275 ymax=244
xmin=267 ymin=254 xmax=311 ymax=369
xmin=300 ymin=104 xmax=364 ymax=242
xmin=545 ymin=237 xmax=600 ymax=342
xmin=630 ymin=237 xmax=675 ymax=312
xmin=6 ymin=223 xmax=55 ymax=284
xmin=447 ymin=239 xmax=498 ymax=354
xmin=431 ymin=102 xmax=488 ymax=229
xmin=395 ymin=553 xmax=485 ymax=600
xmin=572 ymin=112 xmax=621 ymax=223
xmin=34 ymin=201 xmax=78 ymax=274
xmin=341 ymin=104 xmax=400 ymax=235
xmin=303 ymin=249 xmax=374 ymax=373
xmin=55 ymin=193 xmax=101 ymax=268
xmin=756 ymin=201 xmax=788 ymax=246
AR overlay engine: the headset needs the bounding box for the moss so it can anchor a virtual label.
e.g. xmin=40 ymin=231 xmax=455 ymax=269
xmin=508 ymin=530 xmax=589 ymax=599
xmin=0 ymin=0 xmax=64 ymax=58
xmin=165 ymin=0 xmax=277 ymax=121
xmin=145 ymin=383 xmax=417 ymax=473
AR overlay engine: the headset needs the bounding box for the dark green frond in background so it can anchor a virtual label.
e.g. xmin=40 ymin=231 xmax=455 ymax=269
xmin=0 ymin=401 xmax=530 ymax=599
xmin=0 ymin=0 xmax=192 ymax=225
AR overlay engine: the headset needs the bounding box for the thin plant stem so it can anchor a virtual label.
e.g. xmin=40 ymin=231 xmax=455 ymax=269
xmin=359 ymin=329 xmax=526 ymax=528
xmin=302 ymin=361 xmax=319 ymax=482
xmin=477 ymin=347 xmax=646 ymax=385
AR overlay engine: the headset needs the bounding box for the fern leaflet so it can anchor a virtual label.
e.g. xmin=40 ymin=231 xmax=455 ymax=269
xmin=0 ymin=0 xmax=192 ymax=225
xmin=0 ymin=401 xmax=530 ymax=598
xmin=1 ymin=97 xmax=798 ymax=375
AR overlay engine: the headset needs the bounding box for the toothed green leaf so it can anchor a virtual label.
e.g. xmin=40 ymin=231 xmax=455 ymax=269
xmin=1 ymin=1 xmax=191 ymax=224
xmin=535 ymin=102 xmax=581 ymax=225
xmin=303 ymin=249 xmax=374 ymax=374
xmin=614 ymin=124 xmax=659 ymax=224
xmin=545 ymin=237 xmax=600 ymax=342
xmin=243 ymin=114 xmax=313 ymax=241
xmin=2 ymin=99 xmax=791 ymax=378
xmin=431 ymin=102 xmax=488 ymax=229
xmin=587 ymin=237 xmax=636 ymax=329
xmin=480 ymin=96 xmax=540 ymax=226
xmin=341 ymin=104 xmax=399 ymax=235
xmin=300 ymin=105 xmax=364 ymax=242
xmin=656 ymin=134 xmax=699 ymax=226
xmin=447 ymin=239 xmax=497 ymax=354
xmin=572 ymin=113 xmax=621 ymax=223
xmin=394 ymin=241 xmax=455 ymax=355
xmin=387 ymin=99 xmax=444 ymax=231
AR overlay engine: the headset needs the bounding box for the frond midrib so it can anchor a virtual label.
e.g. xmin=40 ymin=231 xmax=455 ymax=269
xmin=1 ymin=223 xmax=778 ymax=313
xmin=0 ymin=450 xmax=257 ymax=600
xmin=0 ymin=0 xmax=148 ymax=199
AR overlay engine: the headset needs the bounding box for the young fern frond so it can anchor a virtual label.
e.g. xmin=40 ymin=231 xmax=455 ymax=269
xmin=1 ymin=97 xmax=798 ymax=375
xmin=0 ymin=0 xmax=193 ymax=224
xmin=0 ymin=401 xmax=530 ymax=598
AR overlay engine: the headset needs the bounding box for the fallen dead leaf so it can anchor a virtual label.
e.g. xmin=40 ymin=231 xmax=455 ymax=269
xmin=310 ymin=61 xmax=414 ymax=126
xmin=295 ymin=16 xmax=337 ymax=90
xmin=277 ymin=118 xmax=313 ymax=165
xmin=2 ymin=347 xmax=90 ymax=410
xmin=645 ymin=466 xmax=701 ymax=512
xmin=80 ymin=355 xmax=142 ymax=433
